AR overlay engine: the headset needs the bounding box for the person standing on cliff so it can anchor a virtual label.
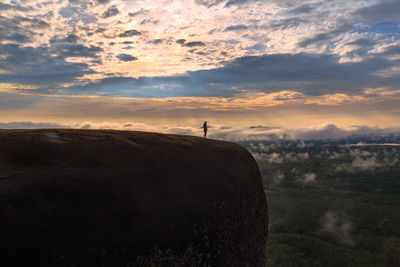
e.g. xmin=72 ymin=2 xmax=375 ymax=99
xmin=203 ymin=121 xmax=208 ymax=138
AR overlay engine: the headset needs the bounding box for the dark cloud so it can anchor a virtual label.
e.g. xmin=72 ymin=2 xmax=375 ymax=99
xmin=140 ymin=18 xmax=159 ymax=25
xmin=102 ymin=6 xmax=120 ymax=19
xmin=224 ymin=0 xmax=305 ymax=8
xmin=50 ymin=34 xmax=79 ymax=43
xmin=14 ymin=16 xmax=49 ymax=29
xmin=0 ymin=14 xmax=50 ymax=44
xmin=187 ymin=52 xmax=399 ymax=95
xmin=195 ymin=0 xmax=225 ymax=7
xmin=346 ymin=38 xmax=380 ymax=48
xmin=8 ymin=33 xmax=31 ymax=43
xmin=355 ymin=0 xmax=400 ymax=23
xmin=96 ymin=28 xmax=106 ymax=33
xmin=176 ymin=39 xmax=186 ymax=45
xmin=225 ymin=0 xmax=254 ymax=7
xmin=298 ymin=24 xmax=353 ymax=47
xmin=0 ymin=30 xmax=32 ymax=43
xmin=268 ymin=17 xmax=306 ymax=31
xmin=61 ymin=50 xmax=400 ymax=98
xmin=95 ymin=0 xmax=111 ymax=4
xmin=0 ymin=2 xmax=29 ymax=11
xmin=0 ymin=44 xmax=94 ymax=87
xmin=116 ymin=54 xmax=138 ymax=61
xmin=380 ymin=44 xmax=400 ymax=57
xmin=57 ymin=44 xmax=103 ymax=58
xmin=148 ymin=39 xmax=163 ymax=44
xmin=128 ymin=9 xmax=148 ymax=17
xmin=0 ymin=122 xmax=65 ymax=129
xmin=184 ymin=41 xmax=206 ymax=47
xmin=224 ymin=24 xmax=249 ymax=31
xmin=119 ymin=29 xmax=141 ymax=37
xmin=289 ymin=4 xmax=314 ymax=14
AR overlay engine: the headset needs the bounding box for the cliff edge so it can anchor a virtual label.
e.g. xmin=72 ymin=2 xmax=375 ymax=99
xmin=0 ymin=129 xmax=268 ymax=266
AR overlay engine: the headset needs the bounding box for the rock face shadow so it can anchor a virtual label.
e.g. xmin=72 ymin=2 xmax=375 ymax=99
xmin=0 ymin=129 xmax=268 ymax=266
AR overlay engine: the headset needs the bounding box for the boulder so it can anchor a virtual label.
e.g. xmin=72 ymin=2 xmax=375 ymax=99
xmin=0 ymin=129 xmax=268 ymax=266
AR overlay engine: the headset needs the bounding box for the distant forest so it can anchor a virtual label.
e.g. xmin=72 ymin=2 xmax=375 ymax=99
xmin=238 ymin=135 xmax=400 ymax=266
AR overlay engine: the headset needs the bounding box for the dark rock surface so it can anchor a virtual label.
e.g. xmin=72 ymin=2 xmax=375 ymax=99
xmin=0 ymin=129 xmax=268 ymax=266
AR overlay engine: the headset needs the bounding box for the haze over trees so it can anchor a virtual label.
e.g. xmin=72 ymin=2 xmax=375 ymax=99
xmin=239 ymin=134 xmax=400 ymax=266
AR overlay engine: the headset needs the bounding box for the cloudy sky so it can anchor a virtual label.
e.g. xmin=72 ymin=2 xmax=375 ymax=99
xmin=1 ymin=0 xmax=400 ymax=137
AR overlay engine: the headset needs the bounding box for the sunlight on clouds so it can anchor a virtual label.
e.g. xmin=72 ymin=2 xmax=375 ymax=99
xmin=0 ymin=89 xmax=399 ymax=128
xmin=2 ymin=0 xmax=400 ymax=130
xmin=1 ymin=120 xmax=399 ymax=141
xmin=305 ymin=94 xmax=368 ymax=105
xmin=0 ymin=83 xmax=41 ymax=93
xmin=8 ymin=0 xmax=387 ymax=82
xmin=364 ymin=88 xmax=400 ymax=96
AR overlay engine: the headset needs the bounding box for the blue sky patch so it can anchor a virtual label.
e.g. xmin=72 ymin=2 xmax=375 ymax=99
xmin=355 ymin=21 xmax=400 ymax=38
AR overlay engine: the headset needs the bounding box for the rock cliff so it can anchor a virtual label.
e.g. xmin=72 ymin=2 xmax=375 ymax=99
xmin=0 ymin=129 xmax=268 ymax=266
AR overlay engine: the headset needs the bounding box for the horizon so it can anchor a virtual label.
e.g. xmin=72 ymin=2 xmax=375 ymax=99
xmin=1 ymin=0 xmax=400 ymax=135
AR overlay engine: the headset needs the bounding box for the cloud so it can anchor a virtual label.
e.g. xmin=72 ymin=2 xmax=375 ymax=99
xmin=95 ymin=0 xmax=111 ymax=5
xmin=183 ymin=41 xmax=206 ymax=47
xmin=57 ymin=44 xmax=103 ymax=58
xmin=1 ymin=121 xmax=399 ymax=141
xmin=140 ymin=18 xmax=159 ymax=25
xmin=224 ymin=24 xmax=249 ymax=31
xmin=116 ymin=54 xmax=138 ymax=61
xmin=355 ymin=0 xmax=400 ymax=23
xmin=128 ymin=9 xmax=148 ymax=17
xmin=119 ymin=29 xmax=141 ymax=37
xmin=0 ymin=2 xmax=29 ymax=12
xmin=102 ymin=6 xmax=120 ymax=19
xmin=273 ymin=172 xmax=285 ymax=183
xmin=298 ymin=23 xmax=353 ymax=48
xmin=225 ymin=0 xmax=253 ymax=7
xmin=0 ymin=122 xmax=65 ymax=129
xmin=0 ymin=14 xmax=50 ymax=44
xmin=346 ymin=37 xmax=380 ymax=48
xmin=288 ymin=4 xmax=314 ymax=14
xmin=319 ymin=211 xmax=356 ymax=246
xmin=58 ymin=4 xmax=96 ymax=23
xmin=66 ymin=51 xmax=400 ymax=97
xmin=297 ymin=172 xmax=316 ymax=183
xmin=148 ymin=39 xmax=163 ymax=45
xmin=195 ymin=0 xmax=226 ymax=8
xmin=181 ymin=52 xmax=399 ymax=96
xmin=50 ymin=34 xmax=79 ymax=43
xmin=351 ymin=156 xmax=381 ymax=171
xmin=335 ymin=148 xmax=399 ymax=172
xmin=0 ymin=44 xmax=96 ymax=88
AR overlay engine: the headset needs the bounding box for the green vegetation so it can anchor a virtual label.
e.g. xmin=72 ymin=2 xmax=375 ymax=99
xmin=239 ymin=136 xmax=400 ymax=266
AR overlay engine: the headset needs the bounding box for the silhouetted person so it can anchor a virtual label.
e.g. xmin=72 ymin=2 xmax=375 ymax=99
xmin=203 ymin=121 xmax=208 ymax=138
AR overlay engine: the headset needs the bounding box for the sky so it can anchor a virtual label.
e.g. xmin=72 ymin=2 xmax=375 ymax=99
xmin=1 ymin=0 xmax=400 ymax=139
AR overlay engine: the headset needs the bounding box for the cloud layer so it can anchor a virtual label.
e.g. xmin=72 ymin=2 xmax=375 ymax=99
xmin=1 ymin=121 xmax=399 ymax=141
